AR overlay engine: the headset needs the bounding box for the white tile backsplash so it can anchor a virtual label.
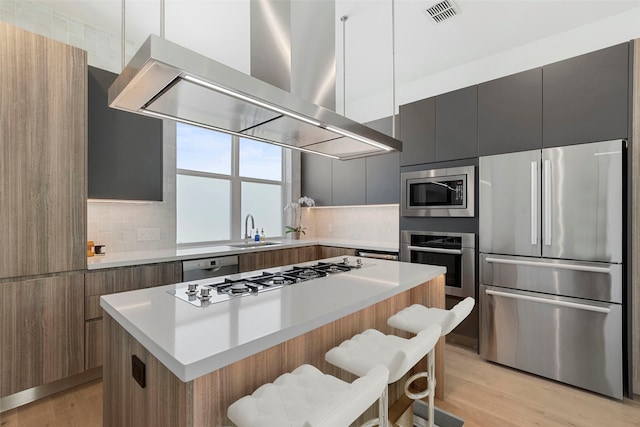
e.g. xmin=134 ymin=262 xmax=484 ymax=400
xmin=303 ymin=205 xmax=399 ymax=244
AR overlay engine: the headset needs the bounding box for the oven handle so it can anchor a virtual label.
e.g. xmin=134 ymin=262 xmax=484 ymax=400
xmin=485 ymin=289 xmax=611 ymax=314
xmin=485 ymin=257 xmax=611 ymax=274
xmin=408 ymin=246 xmax=463 ymax=255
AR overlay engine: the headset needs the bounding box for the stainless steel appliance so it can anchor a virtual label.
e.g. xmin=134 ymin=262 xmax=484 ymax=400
xmin=401 ymin=165 xmax=474 ymax=217
xmin=355 ymin=249 xmax=399 ymax=261
xmin=479 ymin=139 xmax=624 ymax=399
xmin=182 ymin=255 xmax=239 ymax=281
xmin=400 ymin=230 xmax=475 ymax=298
xmin=172 ymin=258 xmax=363 ymax=307
xmin=108 ymin=35 xmax=402 ymax=160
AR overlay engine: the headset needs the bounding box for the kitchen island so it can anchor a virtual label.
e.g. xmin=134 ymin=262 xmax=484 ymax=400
xmin=100 ymin=257 xmax=446 ymax=426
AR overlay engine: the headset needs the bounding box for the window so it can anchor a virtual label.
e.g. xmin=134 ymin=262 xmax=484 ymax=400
xmin=176 ymin=123 xmax=285 ymax=245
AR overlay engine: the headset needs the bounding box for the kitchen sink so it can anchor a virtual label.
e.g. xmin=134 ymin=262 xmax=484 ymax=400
xmin=228 ymin=241 xmax=282 ymax=249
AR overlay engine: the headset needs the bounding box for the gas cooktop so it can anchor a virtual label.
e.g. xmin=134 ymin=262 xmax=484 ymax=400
xmin=169 ymin=258 xmax=364 ymax=307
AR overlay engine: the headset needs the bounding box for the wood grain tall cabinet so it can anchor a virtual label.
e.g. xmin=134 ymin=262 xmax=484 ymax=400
xmin=0 ymin=22 xmax=87 ymax=399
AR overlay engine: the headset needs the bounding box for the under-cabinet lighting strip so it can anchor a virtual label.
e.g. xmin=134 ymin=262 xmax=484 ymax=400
xmin=182 ymin=74 xmax=392 ymax=153
xmin=141 ymin=109 xmax=341 ymax=160
xmin=324 ymin=126 xmax=393 ymax=151
xmin=182 ymin=75 xmax=322 ymax=127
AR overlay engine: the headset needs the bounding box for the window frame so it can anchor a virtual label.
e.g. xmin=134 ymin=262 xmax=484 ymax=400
xmin=176 ymin=127 xmax=286 ymax=246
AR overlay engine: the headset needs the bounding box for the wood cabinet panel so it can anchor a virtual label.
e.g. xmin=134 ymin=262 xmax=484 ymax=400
xmin=0 ymin=22 xmax=86 ymax=279
xmin=1 ymin=274 xmax=84 ymax=397
xmin=238 ymin=246 xmax=319 ymax=272
xmin=85 ymin=318 xmax=103 ymax=371
xmin=318 ymin=246 xmax=357 ymax=259
xmin=85 ymin=262 xmax=182 ymax=320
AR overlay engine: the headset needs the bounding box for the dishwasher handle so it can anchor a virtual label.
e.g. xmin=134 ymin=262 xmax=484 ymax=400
xmin=182 ymin=255 xmax=239 ymax=272
xmin=356 ymin=250 xmax=399 ymax=261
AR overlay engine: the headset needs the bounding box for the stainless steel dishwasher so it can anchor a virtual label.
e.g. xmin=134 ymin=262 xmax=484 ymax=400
xmin=182 ymin=255 xmax=239 ymax=281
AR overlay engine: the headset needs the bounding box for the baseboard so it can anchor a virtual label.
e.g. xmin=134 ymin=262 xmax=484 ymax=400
xmin=446 ymin=333 xmax=478 ymax=351
xmin=0 ymin=367 xmax=102 ymax=413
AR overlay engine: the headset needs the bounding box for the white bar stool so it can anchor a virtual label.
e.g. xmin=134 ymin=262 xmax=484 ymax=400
xmin=227 ymin=364 xmax=389 ymax=427
xmin=387 ymin=297 xmax=475 ymax=427
xmin=325 ymin=325 xmax=441 ymax=427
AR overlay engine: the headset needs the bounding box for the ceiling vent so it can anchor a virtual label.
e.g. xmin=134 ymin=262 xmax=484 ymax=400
xmin=426 ymin=0 xmax=459 ymax=23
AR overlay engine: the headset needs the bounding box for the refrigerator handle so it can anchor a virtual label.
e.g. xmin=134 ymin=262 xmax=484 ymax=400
xmin=530 ymin=161 xmax=537 ymax=245
xmin=543 ymin=159 xmax=552 ymax=246
xmin=485 ymin=289 xmax=611 ymax=314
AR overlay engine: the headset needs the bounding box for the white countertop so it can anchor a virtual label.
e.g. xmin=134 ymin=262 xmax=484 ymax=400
xmin=87 ymin=238 xmax=398 ymax=270
xmin=100 ymin=256 xmax=444 ymax=382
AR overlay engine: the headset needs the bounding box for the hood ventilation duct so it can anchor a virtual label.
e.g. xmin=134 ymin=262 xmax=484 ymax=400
xmin=108 ymin=35 xmax=402 ymax=160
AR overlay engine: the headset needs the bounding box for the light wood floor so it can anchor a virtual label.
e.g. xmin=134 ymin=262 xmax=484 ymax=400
xmin=1 ymin=344 xmax=639 ymax=427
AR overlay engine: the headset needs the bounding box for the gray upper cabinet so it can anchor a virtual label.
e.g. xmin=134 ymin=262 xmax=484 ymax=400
xmin=543 ymin=43 xmax=629 ymax=147
xmin=301 ymin=116 xmax=400 ymax=206
xmin=435 ymin=85 xmax=478 ymax=161
xmin=478 ymin=68 xmax=543 ymax=156
xmin=88 ymin=66 xmax=163 ymax=201
xmin=301 ymin=153 xmax=332 ymax=206
xmin=365 ymin=116 xmax=400 ymax=204
xmin=332 ymin=158 xmax=366 ymax=206
xmin=399 ymin=97 xmax=436 ymax=166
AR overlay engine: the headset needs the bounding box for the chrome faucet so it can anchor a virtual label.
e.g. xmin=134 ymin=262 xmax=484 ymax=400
xmin=244 ymin=214 xmax=255 ymax=243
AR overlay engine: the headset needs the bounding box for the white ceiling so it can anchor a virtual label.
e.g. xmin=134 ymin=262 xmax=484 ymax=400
xmin=36 ymin=0 xmax=640 ymax=115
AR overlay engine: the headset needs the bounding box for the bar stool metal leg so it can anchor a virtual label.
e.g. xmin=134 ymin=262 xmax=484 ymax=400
xmin=325 ymin=327 xmax=441 ymax=427
xmin=387 ymin=297 xmax=476 ymax=427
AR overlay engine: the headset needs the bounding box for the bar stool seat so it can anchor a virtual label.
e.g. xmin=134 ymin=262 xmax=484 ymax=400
xmin=227 ymin=364 xmax=389 ymax=427
xmin=387 ymin=297 xmax=475 ymax=336
xmin=325 ymin=325 xmax=441 ymax=427
xmin=386 ymin=297 xmax=475 ymax=427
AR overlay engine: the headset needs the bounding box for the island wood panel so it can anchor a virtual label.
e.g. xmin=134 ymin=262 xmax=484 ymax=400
xmin=632 ymin=38 xmax=640 ymax=395
xmin=0 ymin=22 xmax=86 ymax=279
xmin=84 ymin=262 xmax=182 ymax=371
xmin=238 ymin=245 xmax=318 ymax=272
xmin=1 ymin=274 xmax=84 ymax=397
xmin=318 ymin=245 xmax=358 ymax=258
xmin=102 ymin=274 xmax=445 ymax=427
xmin=84 ymin=262 xmax=182 ymax=320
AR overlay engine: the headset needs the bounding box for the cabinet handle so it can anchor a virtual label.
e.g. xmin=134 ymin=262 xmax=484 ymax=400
xmin=485 ymin=257 xmax=611 ymax=273
xmin=485 ymin=289 xmax=610 ymax=314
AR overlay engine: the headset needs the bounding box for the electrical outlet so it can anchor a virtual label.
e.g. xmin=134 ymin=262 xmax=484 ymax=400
xmin=131 ymin=355 xmax=146 ymax=388
xmin=328 ymin=224 xmax=333 ymax=232
xmin=137 ymin=228 xmax=160 ymax=241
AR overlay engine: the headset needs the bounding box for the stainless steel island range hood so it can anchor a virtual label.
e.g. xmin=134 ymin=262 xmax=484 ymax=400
xmin=108 ymin=35 xmax=402 ymax=160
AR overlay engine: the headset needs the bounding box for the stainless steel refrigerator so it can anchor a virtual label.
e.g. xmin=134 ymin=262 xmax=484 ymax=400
xmin=479 ymin=139 xmax=624 ymax=399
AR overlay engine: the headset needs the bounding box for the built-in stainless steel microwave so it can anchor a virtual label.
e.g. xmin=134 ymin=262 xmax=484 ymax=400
xmin=401 ymin=165 xmax=475 ymax=217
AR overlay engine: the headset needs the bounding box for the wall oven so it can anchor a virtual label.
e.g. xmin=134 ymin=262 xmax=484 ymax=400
xmin=400 ymin=230 xmax=475 ymax=298
xmin=401 ymin=165 xmax=475 ymax=217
